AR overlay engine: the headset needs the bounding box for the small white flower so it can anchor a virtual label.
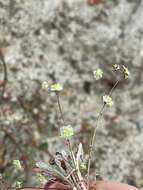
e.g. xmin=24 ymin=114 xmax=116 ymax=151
xmin=50 ymin=83 xmax=63 ymax=92
xmin=113 ymin=64 xmax=120 ymax=71
xmin=93 ymin=68 xmax=103 ymax=80
xmin=41 ymin=81 xmax=49 ymax=91
xmin=60 ymin=125 xmax=74 ymax=138
xmin=103 ymin=95 xmax=113 ymax=107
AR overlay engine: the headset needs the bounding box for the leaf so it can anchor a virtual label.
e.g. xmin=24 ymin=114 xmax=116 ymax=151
xmin=76 ymin=143 xmax=84 ymax=181
xmin=36 ymin=162 xmax=51 ymax=170
xmin=36 ymin=161 xmax=66 ymax=180
xmin=54 ymin=158 xmax=67 ymax=176
xmin=61 ymin=149 xmax=75 ymax=169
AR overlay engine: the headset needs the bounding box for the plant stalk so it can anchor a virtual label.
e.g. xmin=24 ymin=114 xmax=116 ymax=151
xmin=87 ymin=80 xmax=119 ymax=190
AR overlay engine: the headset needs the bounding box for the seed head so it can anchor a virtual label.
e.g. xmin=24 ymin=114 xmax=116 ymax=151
xmin=93 ymin=68 xmax=103 ymax=80
xmin=122 ymin=65 xmax=130 ymax=79
xmin=113 ymin=64 xmax=120 ymax=71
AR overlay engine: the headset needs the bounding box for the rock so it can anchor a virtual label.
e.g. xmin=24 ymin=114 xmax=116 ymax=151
xmin=0 ymin=0 xmax=143 ymax=188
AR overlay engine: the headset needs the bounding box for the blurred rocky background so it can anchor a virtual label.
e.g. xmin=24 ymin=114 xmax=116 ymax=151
xmin=0 ymin=0 xmax=143 ymax=189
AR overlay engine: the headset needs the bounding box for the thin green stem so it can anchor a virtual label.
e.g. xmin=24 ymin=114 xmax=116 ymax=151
xmin=56 ymin=92 xmax=65 ymax=124
xmin=87 ymin=80 xmax=119 ymax=190
xmin=55 ymin=92 xmax=81 ymax=190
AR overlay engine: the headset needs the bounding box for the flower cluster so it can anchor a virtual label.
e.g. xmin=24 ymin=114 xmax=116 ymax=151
xmin=41 ymin=82 xmax=63 ymax=92
xmin=103 ymin=95 xmax=113 ymax=107
xmin=41 ymin=81 xmax=49 ymax=91
xmin=60 ymin=125 xmax=74 ymax=138
xmin=113 ymin=64 xmax=130 ymax=79
xmin=93 ymin=68 xmax=103 ymax=80
xmin=50 ymin=83 xmax=63 ymax=92
xmin=15 ymin=181 xmax=22 ymax=188
xmin=113 ymin=64 xmax=120 ymax=71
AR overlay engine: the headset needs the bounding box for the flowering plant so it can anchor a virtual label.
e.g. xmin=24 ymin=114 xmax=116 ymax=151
xmin=30 ymin=64 xmax=129 ymax=190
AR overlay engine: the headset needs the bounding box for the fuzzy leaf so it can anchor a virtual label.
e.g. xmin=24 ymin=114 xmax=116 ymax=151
xmin=36 ymin=162 xmax=51 ymax=170
xmin=36 ymin=161 xmax=66 ymax=180
xmin=76 ymin=143 xmax=83 ymax=167
xmin=75 ymin=143 xmax=84 ymax=181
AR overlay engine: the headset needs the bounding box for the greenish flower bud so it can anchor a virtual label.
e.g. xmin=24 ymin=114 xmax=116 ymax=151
xmin=93 ymin=68 xmax=103 ymax=80
xmin=15 ymin=181 xmax=22 ymax=189
xmin=50 ymin=83 xmax=63 ymax=92
xmin=41 ymin=81 xmax=49 ymax=91
xmin=80 ymin=163 xmax=87 ymax=171
xmin=103 ymin=95 xmax=113 ymax=107
xmin=113 ymin=64 xmax=120 ymax=71
xmin=60 ymin=125 xmax=74 ymax=138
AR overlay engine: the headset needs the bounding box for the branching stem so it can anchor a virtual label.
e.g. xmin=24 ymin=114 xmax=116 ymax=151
xmin=56 ymin=92 xmax=65 ymax=124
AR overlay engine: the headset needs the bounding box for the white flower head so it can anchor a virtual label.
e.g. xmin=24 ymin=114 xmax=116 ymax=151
xmin=41 ymin=81 xmax=49 ymax=91
xmin=113 ymin=64 xmax=120 ymax=71
xmin=60 ymin=125 xmax=74 ymax=138
xmin=103 ymin=95 xmax=113 ymax=107
xmin=93 ymin=68 xmax=103 ymax=80
xmin=50 ymin=83 xmax=63 ymax=92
